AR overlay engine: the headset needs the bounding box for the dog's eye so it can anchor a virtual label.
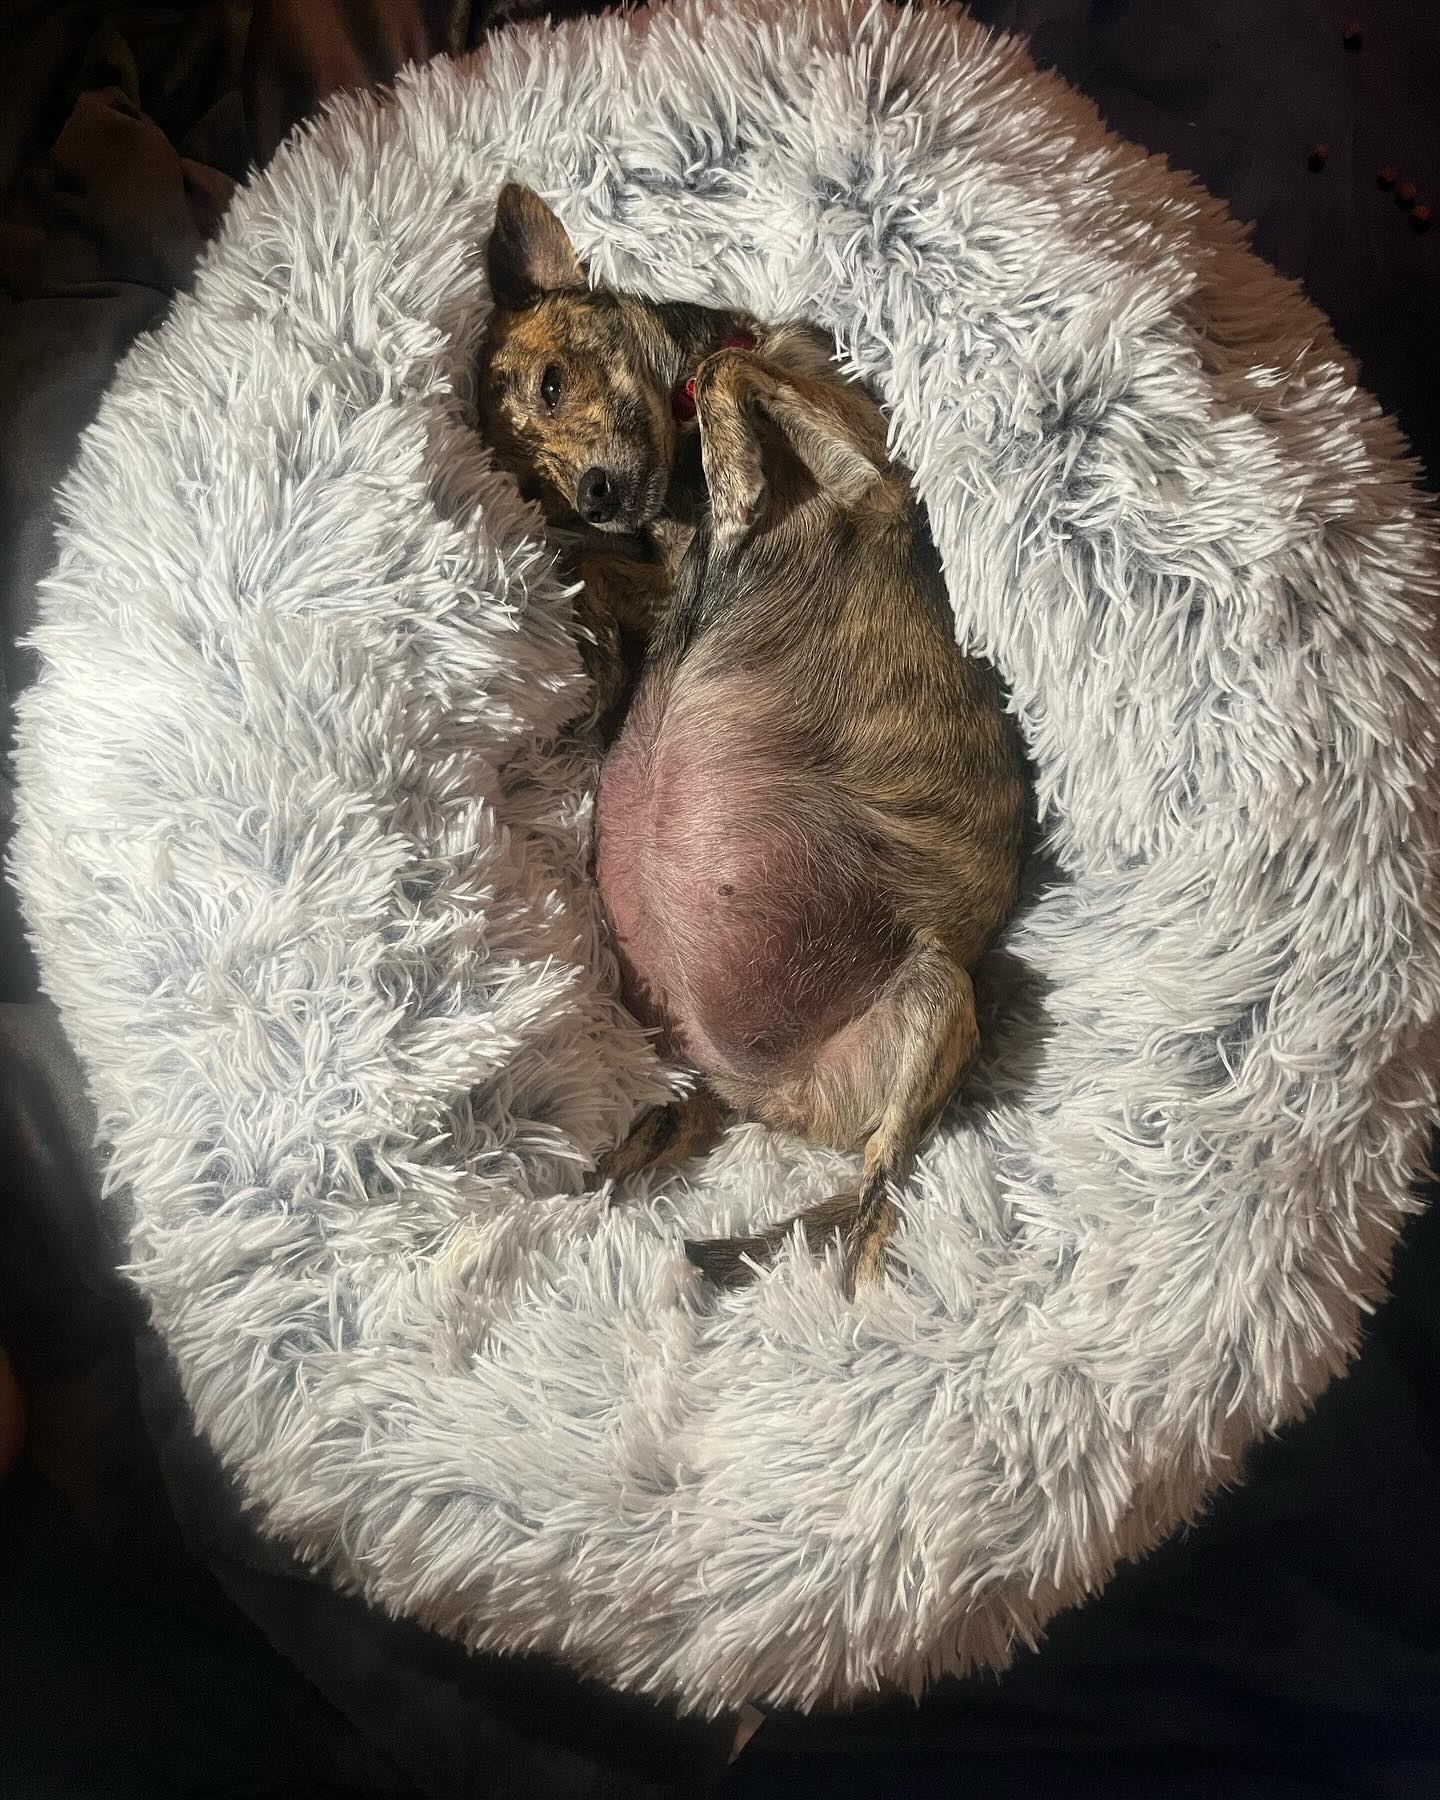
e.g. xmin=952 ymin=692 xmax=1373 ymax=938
xmin=540 ymin=365 xmax=562 ymax=413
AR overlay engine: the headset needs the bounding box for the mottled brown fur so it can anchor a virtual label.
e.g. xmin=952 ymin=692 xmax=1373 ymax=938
xmin=480 ymin=185 xmax=1025 ymax=1297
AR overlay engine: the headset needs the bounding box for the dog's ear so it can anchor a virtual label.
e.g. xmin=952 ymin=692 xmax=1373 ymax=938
xmin=487 ymin=183 xmax=587 ymax=309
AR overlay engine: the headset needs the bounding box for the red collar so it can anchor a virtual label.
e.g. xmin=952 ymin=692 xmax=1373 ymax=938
xmin=672 ymin=330 xmax=757 ymax=423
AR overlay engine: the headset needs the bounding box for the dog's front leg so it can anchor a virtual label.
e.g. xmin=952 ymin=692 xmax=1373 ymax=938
xmin=575 ymin=544 xmax=670 ymax=643
xmin=692 ymin=349 xmax=891 ymax=539
xmin=570 ymin=546 xmax=670 ymax=728
xmin=594 ymin=1087 xmax=730 ymax=1191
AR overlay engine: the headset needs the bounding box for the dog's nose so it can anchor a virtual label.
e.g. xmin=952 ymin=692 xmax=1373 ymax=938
xmin=576 ymin=466 xmax=620 ymax=524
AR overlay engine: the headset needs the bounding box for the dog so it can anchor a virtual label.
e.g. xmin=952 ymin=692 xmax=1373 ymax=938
xmin=480 ymin=184 xmax=1025 ymax=1296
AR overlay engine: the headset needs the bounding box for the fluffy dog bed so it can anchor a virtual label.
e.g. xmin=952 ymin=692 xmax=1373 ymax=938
xmin=13 ymin=0 xmax=1440 ymax=1715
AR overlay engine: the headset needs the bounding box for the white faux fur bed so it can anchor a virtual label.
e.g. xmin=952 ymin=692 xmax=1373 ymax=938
xmin=13 ymin=0 xmax=1440 ymax=1716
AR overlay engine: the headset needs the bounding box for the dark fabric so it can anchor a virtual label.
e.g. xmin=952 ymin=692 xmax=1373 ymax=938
xmin=1 ymin=1464 xmax=411 ymax=1800
xmin=243 ymin=0 xmax=579 ymax=164
xmin=2 ymin=2 xmax=1439 ymax=1797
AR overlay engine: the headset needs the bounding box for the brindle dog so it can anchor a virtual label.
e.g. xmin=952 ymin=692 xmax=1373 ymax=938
xmin=480 ymin=185 xmax=1025 ymax=1297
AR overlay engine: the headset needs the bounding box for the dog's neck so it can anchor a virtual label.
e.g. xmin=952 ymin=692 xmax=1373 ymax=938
xmin=639 ymin=301 xmax=751 ymax=389
xmin=663 ymin=431 xmax=708 ymax=526
xmin=650 ymin=305 xmax=838 ymax=392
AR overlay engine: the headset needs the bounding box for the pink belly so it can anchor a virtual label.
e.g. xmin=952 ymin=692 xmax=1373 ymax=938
xmin=594 ymin=674 xmax=898 ymax=1081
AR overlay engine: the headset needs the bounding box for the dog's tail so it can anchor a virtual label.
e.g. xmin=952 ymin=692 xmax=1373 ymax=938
xmin=684 ymin=1167 xmax=901 ymax=1299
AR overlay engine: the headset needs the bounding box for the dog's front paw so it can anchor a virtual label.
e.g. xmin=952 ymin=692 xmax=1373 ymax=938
xmin=694 ymin=350 xmax=767 ymax=539
xmin=702 ymin=452 xmax=765 ymax=540
xmin=648 ymin=516 xmax=695 ymax=578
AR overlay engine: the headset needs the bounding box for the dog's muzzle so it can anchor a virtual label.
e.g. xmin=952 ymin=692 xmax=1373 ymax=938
xmin=576 ymin=466 xmax=622 ymax=525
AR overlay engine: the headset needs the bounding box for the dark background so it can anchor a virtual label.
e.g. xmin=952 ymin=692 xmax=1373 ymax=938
xmin=2 ymin=2 xmax=1437 ymax=1797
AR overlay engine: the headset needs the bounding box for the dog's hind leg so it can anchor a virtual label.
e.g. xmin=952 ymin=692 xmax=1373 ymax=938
xmin=685 ymin=938 xmax=978 ymax=1297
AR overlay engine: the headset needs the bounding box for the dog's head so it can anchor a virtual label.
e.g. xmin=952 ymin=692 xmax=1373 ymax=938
xmin=480 ymin=184 xmax=682 ymax=533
